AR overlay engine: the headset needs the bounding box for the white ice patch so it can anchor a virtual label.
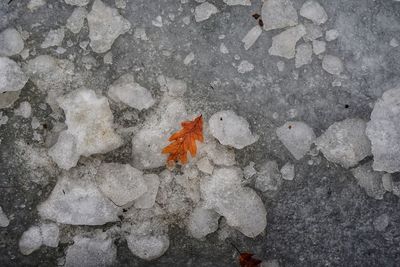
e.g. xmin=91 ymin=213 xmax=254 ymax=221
xmin=95 ymin=163 xmax=148 ymax=206
xmin=280 ymin=162 xmax=295 ymax=180
xmin=237 ymin=60 xmax=254 ymax=73
xmin=351 ymin=162 xmax=386 ymax=200
xmin=295 ymin=43 xmax=313 ymax=68
xmin=27 ymin=0 xmax=46 ymax=11
xmin=108 ymin=74 xmax=155 ymax=110
xmin=14 ymin=101 xmax=32 ymax=118
xmin=66 ymin=7 xmax=88 ymax=34
xmin=366 ymin=88 xmax=400 ymax=173
xmin=322 ymin=55 xmax=344 ymax=75
xmin=49 ymin=89 xmax=122 ymax=170
xmin=315 ymin=118 xmax=371 ymax=168
xmin=299 ymin=1 xmax=328 ymax=25
xmin=65 ymin=0 xmax=90 ymax=6
xmin=209 ymin=110 xmax=258 ymax=149
xmin=276 ymin=121 xmax=316 ymax=160
xmin=18 ymin=223 xmax=59 ymax=255
xmin=0 ymin=28 xmax=24 ymax=57
xmin=187 ymin=206 xmax=220 ymax=239
xmin=194 ymin=2 xmax=219 ymax=22
xmin=312 ymin=40 xmax=326 ymax=55
xmin=261 ymin=0 xmax=298 ymax=31
xmin=254 ymin=161 xmax=283 ymax=194
xmin=242 ymin=26 xmax=262 ymax=50
xmin=0 ymin=207 xmax=10 ymax=227
xmin=134 ymin=174 xmax=160 ymax=209
xmin=41 ymin=28 xmax=65 ymax=48
xmin=325 ymin=29 xmax=339 ymax=41
xmin=19 ymin=226 xmax=42 ymax=255
xmin=87 ymin=0 xmax=131 ymax=53
xmin=37 ymin=170 xmax=120 ymax=225
xmin=0 ymin=57 xmax=28 ymax=93
xmin=223 ymin=0 xmax=251 ymax=5
xmin=200 ymin=168 xmax=267 ymax=237
xmin=269 ymin=25 xmax=307 ymax=59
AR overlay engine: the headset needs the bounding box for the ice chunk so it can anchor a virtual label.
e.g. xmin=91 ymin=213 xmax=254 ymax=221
xmin=295 ymin=43 xmax=312 ymax=68
xmin=366 ymin=88 xmax=400 ymax=173
xmin=0 ymin=90 xmax=20 ymax=109
xmin=200 ymin=168 xmax=267 ymax=237
xmin=201 ymin=139 xmax=236 ymax=166
xmin=316 ymin=118 xmax=371 ymax=168
xmin=303 ymin=23 xmax=322 ymax=41
xmin=322 ymin=55 xmax=344 ymax=75
xmin=37 ymin=172 xmax=120 ymax=225
xmin=220 ymin=43 xmax=229 ymax=54
xmin=132 ymin=97 xmax=187 ymax=169
xmin=196 ymin=157 xmax=214 ymax=174
xmin=0 ymin=28 xmax=24 ymax=57
xmin=134 ymin=28 xmax=148 ymax=41
xmin=65 ymin=235 xmax=117 ymax=267
xmin=237 ymin=60 xmax=254 ymax=73
xmin=14 ymin=101 xmax=32 ymax=118
xmin=187 ymin=206 xmax=220 ymax=239
xmin=374 ymin=214 xmax=389 ymax=232
xmin=66 ymin=7 xmax=88 ymax=34
xmin=209 ymin=110 xmax=258 ymax=149
xmin=299 ymin=1 xmax=328 ymax=25
xmin=242 ymin=26 xmax=262 ymax=50
xmin=223 ymin=0 xmax=250 ymax=5
xmin=325 ymin=29 xmax=339 ymax=41
xmin=0 ymin=57 xmax=28 ymax=93
xmin=183 ymin=52 xmax=195 ymax=65
xmin=261 ymin=0 xmax=298 ymax=31
xmin=351 ymin=162 xmax=385 ymax=200
xmin=48 ymin=131 xmax=80 ymax=170
xmin=40 ymin=223 xmax=59 ymax=247
xmin=103 ymin=52 xmax=113 ymax=64
xmin=19 ymin=226 xmax=42 ymax=255
xmin=87 ymin=0 xmax=131 ymax=53
xmin=96 ymin=163 xmax=147 ymax=206
xmin=126 ymin=234 xmax=169 ymax=261
xmin=28 ymin=0 xmax=46 ymax=11
xmin=194 ymin=2 xmax=219 ymax=22
xmin=269 ymin=25 xmax=307 ymax=59
xmin=276 ymin=61 xmax=285 ymax=72
xmin=390 ymin=38 xmax=399 ymax=48
xmin=18 ymin=223 xmax=59 ymax=255
xmin=255 ymin=161 xmax=283 ymax=194
xmin=49 ymin=89 xmax=122 ymax=169
xmin=65 ymin=0 xmax=90 ymax=6
xmin=382 ymin=173 xmax=393 ymax=192
xmin=115 ymin=0 xmax=127 ymax=9
xmin=108 ymin=74 xmax=155 ymax=110
xmin=41 ymin=28 xmax=65 ymax=48
xmin=276 ymin=121 xmax=316 ymax=160
xmin=157 ymin=75 xmax=187 ymax=97
xmin=312 ymin=40 xmax=326 ymax=55
xmin=280 ymin=162 xmax=295 ymax=180
xmin=134 ymin=174 xmax=160 ymax=209
xmin=0 ymin=207 xmax=9 ymax=227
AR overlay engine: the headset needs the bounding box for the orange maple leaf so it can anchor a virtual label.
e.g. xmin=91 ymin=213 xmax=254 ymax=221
xmin=162 ymin=115 xmax=204 ymax=165
xmin=232 ymin=243 xmax=262 ymax=267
